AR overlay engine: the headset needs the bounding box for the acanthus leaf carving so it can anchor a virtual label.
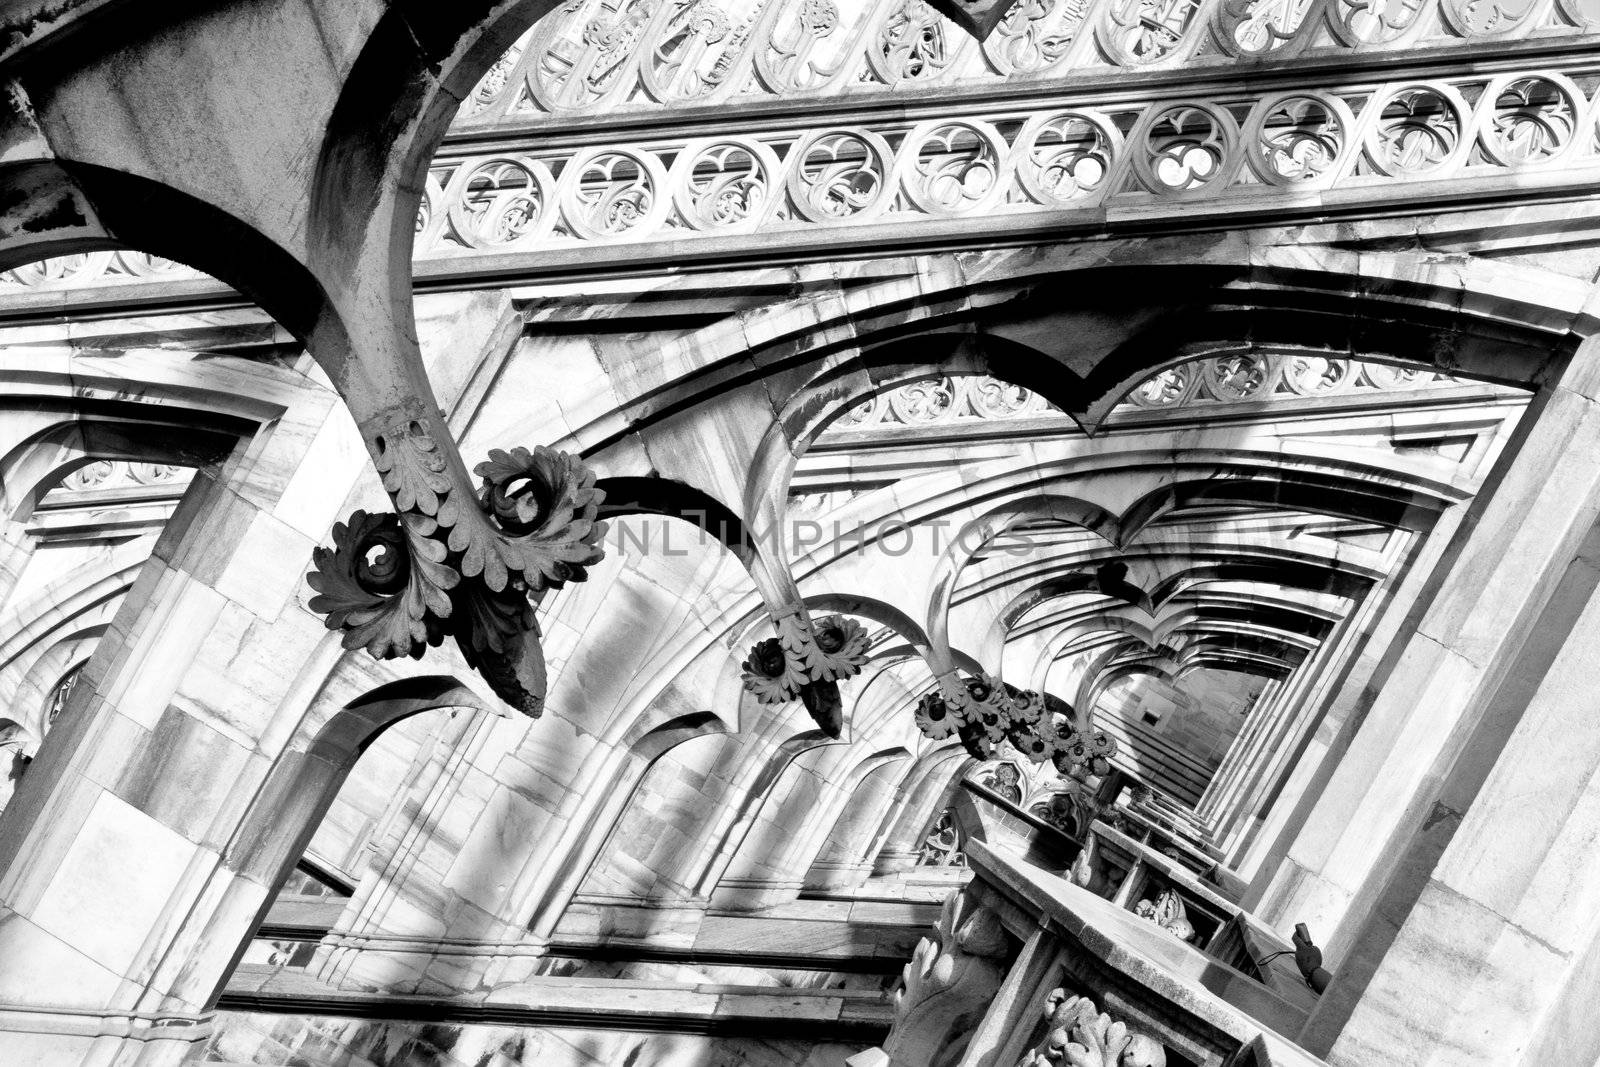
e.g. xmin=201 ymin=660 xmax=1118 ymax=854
xmin=308 ymin=438 xmax=608 ymax=717
xmin=795 ymin=612 xmax=871 ymax=682
xmin=307 ymin=510 xmax=455 ymax=660
xmin=1016 ymin=989 xmax=1167 ymax=1067
xmin=469 ymin=444 xmax=610 ymax=592
xmin=740 ymin=607 xmax=869 ymax=735
xmin=880 ymin=889 xmax=1012 ymax=1067
xmin=742 ymin=634 xmax=807 ymax=703
xmin=1052 ymin=725 xmax=1118 ymax=777
xmin=373 ymin=414 xmax=453 ymax=516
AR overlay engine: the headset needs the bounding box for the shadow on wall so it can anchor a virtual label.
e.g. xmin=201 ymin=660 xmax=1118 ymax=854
xmin=200 ymin=1011 xmax=868 ymax=1065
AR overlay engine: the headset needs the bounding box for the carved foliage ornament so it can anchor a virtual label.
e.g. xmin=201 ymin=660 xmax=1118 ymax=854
xmin=308 ymin=428 xmax=607 ymax=717
xmin=1017 ymin=989 xmax=1167 ymax=1067
xmin=741 ymin=609 xmax=870 ymax=725
xmin=883 ymin=889 xmax=1012 ymax=1067
xmin=917 ymin=674 xmax=1117 ymax=774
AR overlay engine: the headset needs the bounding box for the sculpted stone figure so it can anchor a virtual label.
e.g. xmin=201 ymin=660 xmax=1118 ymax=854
xmin=1133 ymin=889 xmax=1196 ymax=943
xmin=1017 ymin=989 xmax=1167 ymax=1067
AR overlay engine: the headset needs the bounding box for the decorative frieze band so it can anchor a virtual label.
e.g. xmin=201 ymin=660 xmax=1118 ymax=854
xmin=452 ymin=0 xmax=1594 ymax=127
xmin=9 ymin=65 xmax=1600 ymax=291
xmin=821 ymin=357 xmax=1461 ymax=433
xmin=418 ymin=67 xmax=1600 ymax=260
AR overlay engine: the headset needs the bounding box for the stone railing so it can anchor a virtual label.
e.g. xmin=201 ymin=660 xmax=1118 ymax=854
xmin=11 ymin=60 xmax=1600 ymax=293
xmin=851 ymin=802 xmax=1331 ymax=1066
xmin=418 ymin=61 xmax=1600 ymax=268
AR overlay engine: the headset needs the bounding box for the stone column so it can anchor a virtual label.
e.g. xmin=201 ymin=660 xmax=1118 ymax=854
xmin=1251 ymin=337 xmax=1600 ymax=954
xmin=1228 ymin=525 xmax=1453 ymax=887
xmin=0 ymin=292 xmax=515 ymax=1065
xmin=0 ymin=366 xmax=352 ymax=1065
xmin=1319 ymin=516 xmax=1600 ymax=1063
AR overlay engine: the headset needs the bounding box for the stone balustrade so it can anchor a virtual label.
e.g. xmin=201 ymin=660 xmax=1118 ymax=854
xmin=853 ymin=799 xmax=1335 ymax=1067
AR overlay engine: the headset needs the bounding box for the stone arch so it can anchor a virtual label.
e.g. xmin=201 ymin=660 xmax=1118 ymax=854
xmin=217 ymin=675 xmax=489 ymax=1001
xmin=526 ymin=709 xmax=733 ymax=936
xmin=804 ymin=747 xmax=916 ymax=892
xmin=0 ymin=161 xmax=328 ymax=337
xmin=0 ymin=418 xmax=234 ymax=521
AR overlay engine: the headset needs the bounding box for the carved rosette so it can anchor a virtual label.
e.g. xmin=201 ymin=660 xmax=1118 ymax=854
xmin=1016 ymin=989 xmax=1167 ymax=1067
xmin=914 ymin=690 xmax=960 ymax=739
xmin=1051 ymin=726 xmax=1118 ymax=777
xmin=307 ymin=422 xmax=607 ymax=718
xmin=741 ymin=636 xmax=807 ymax=704
xmin=307 ymin=511 xmax=453 ymax=659
xmin=741 ymin=608 xmax=870 ymax=702
xmin=917 ymin=673 xmax=1070 ymax=762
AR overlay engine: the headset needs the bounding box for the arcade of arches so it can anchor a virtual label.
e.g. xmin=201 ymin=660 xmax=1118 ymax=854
xmin=0 ymin=1 xmax=1597 ymax=1065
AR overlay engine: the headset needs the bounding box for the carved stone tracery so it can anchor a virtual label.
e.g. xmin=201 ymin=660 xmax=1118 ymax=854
xmin=439 ymin=0 xmax=1594 ymax=128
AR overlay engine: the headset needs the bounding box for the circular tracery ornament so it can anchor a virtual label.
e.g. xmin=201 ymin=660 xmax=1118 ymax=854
xmin=1216 ymin=0 xmax=1316 ymax=55
xmin=756 ymin=0 xmax=852 ymax=94
xmin=1364 ymin=86 xmax=1465 ymax=177
xmin=128 ymin=462 xmax=186 ymax=485
xmin=65 ymin=460 xmax=115 ymax=491
xmin=1330 ymin=0 xmax=1426 ymax=45
xmin=7 ymin=252 xmax=114 ymax=288
xmin=1440 ymin=0 xmax=1539 ymax=35
xmin=1478 ymin=76 xmax=1578 ymax=167
xmin=526 ymin=0 xmax=653 ymax=113
xmin=788 ymin=129 xmax=896 ymax=222
xmin=899 ymin=120 xmax=1009 ymax=217
xmin=1361 ymin=362 xmax=1430 ymax=389
xmin=836 ymin=396 xmax=882 ymax=427
xmin=448 ymin=158 xmax=556 ymax=247
xmin=982 ymin=0 xmax=1084 ymax=75
xmin=969 ymin=377 xmax=1039 ymax=418
xmin=1014 ymin=110 xmax=1120 ymax=206
xmin=671 ymin=139 xmax=780 ymax=232
xmin=113 ymin=250 xmax=184 ymax=278
xmin=464 ymin=42 xmax=524 ymax=117
xmin=1280 ymin=356 xmax=1350 ymax=395
xmin=1245 ymin=93 xmax=1350 ymax=186
xmin=1556 ymin=0 xmax=1600 ymax=26
xmin=1134 ymin=104 xmax=1238 ymax=196
xmin=1128 ymin=365 xmax=1194 ymax=407
xmin=562 ymin=148 xmax=670 ymax=241
xmin=1203 ymin=353 xmax=1273 ymax=401
xmin=869 ymin=0 xmax=961 ymax=85
xmin=1098 ymin=0 xmax=1205 ymax=65
xmin=889 ymin=377 xmax=958 ymax=423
